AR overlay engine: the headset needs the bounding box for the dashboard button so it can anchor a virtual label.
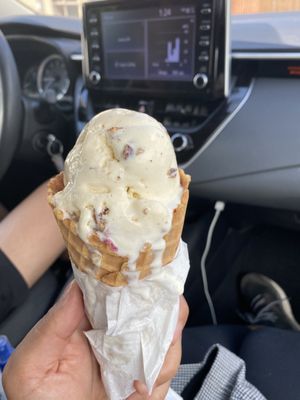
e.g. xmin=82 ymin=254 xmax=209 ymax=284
xmin=90 ymin=28 xmax=99 ymax=37
xmin=184 ymin=104 xmax=193 ymax=114
xmin=138 ymin=100 xmax=153 ymax=114
xmin=193 ymin=73 xmax=208 ymax=89
xmin=198 ymin=64 xmax=208 ymax=73
xmin=165 ymin=103 xmax=176 ymax=113
xmin=91 ymin=42 xmax=100 ymax=50
xmin=89 ymin=14 xmax=98 ymax=24
xmin=175 ymin=103 xmax=184 ymax=113
xmin=93 ymin=64 xmax=101 ymax=72
xmin=193 ymin=105 xmax=208 ymax=117
xmin=198 ymin=54 xmax=209 ymax=62
xmin=171 ymin=133 xmax=188 ymax=152
xmin=92 ymin=54 xmax=101 ymax=62
xmin=199 ymin=39 xmax=210 ymax=47
xmin=89 ymin=71 xmax=101 ymax=85
xmin=199 ymin=24 xmax=211 ymax=31
xmin=200 ymin=8 xmax=212 ymax=15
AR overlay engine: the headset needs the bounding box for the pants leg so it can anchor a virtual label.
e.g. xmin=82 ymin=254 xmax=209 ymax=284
xmin=180 ymin=325 xmax=300 ymax=399
xmin=239 ymin=327 xmax=300 ymax=400
xmin=181 ymin=325 xmax=248 ymax=364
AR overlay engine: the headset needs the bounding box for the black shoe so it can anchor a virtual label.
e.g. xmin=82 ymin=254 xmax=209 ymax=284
xmin=239 ymin=273 xmax=300 ymax=331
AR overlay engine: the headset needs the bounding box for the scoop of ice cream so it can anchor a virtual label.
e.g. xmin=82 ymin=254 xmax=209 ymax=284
xmin=53 ymin=108 xmax=182 ymax=267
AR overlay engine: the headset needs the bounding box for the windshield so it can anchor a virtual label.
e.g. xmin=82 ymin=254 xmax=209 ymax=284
xmin=14 ymin=0 xmax=300 ymax=18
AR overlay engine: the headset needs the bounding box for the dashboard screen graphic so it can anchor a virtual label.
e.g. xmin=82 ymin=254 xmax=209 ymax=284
xmin=101 ymin=6 xmax=196 ymax=81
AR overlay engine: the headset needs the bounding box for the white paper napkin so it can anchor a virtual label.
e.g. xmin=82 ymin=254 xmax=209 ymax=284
xmin=72 ymin=240 xmax=190 ymax=400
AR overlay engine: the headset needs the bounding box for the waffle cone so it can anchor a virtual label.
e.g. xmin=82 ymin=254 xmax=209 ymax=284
xmin=48 ymin=169 xmax=190 ymax=287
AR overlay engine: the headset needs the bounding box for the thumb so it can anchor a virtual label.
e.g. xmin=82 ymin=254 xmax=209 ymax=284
xmin=13 ymin=281 xmax=85 ymax=367
xmin=172 ymin=296 xmax=189 ymax=345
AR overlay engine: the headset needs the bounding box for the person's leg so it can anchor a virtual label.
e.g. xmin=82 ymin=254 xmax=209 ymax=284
xmin=239 ymin=327 xmax=300 ymax=400
xmin=179 ymin=325 xmax=300 ymax=399
xmin=181 ymin=325 xmax=248 ymax=364
xmin=0 ymin=181 xmax=65 ymax=287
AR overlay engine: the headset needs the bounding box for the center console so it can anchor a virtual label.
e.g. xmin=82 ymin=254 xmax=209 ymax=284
xmin=82 ymin=0 xmax=231 ymax=165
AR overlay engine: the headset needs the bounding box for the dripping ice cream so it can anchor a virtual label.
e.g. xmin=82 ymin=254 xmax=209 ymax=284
xmin=48 ymin=108 xmax=191 ymax=399
xmin=50 ymin=108 xmax=190 ymax=286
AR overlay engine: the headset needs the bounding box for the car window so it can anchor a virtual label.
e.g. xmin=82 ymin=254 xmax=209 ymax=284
xmin=13 ymin=1 xmax=300 ymax=51
xmin=14 ymin=0 xmax=300 ymax=18
xmin=232 ymin=0 xmax=300 ymax=15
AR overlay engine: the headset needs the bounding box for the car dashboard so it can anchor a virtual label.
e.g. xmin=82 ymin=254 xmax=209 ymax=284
xmin=1 ymin=9 xmax=300 ymax=215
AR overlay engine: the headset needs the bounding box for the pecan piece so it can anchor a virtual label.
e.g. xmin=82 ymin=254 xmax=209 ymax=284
xmin=123 ymin=144 xmax=134 ymax=160
xmin=92 ymin=209 xmax=97 ymax=225
xmin=107 ymin=127 xmax=122 ymax=134
xmin=93 ymin=208 xmax=107 ymax=232
xmin=167 ymin=168 xmax=177 ymax=178
xmin=98 ymin=220 xmax=106 ymax=232
xmin=102 ymin=206 xmax=110 ymax=215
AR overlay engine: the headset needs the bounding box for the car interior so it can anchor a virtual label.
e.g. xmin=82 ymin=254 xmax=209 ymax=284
xmin=1 ymin=0 xmax=300 ymax=395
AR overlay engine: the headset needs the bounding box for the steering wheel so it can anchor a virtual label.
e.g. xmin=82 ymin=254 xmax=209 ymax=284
xmin=0 ymin=30 xmax=22 ymax=180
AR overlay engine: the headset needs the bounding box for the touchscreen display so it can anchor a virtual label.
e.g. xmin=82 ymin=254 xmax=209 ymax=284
xmin=101 ymin=6 xmax=196 ymax=81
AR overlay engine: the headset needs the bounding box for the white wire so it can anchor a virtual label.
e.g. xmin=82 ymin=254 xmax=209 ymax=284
xmin=200 ymin=203 xmax=225 ymax=325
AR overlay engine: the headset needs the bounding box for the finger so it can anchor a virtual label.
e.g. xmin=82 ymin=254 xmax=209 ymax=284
xmin=11 ymin=281 xmax=85 ymax=368
xmin=134 ymin=297 xmax=187 ymax=395
xmin=172 ymin=296 xmax=189 ymax=345
xmin=79 ymin=313 xmax=92 ymax=331
xmin=150 ymin=380 xmax=170 ymax=400
xmin=127 ymin=381 xmax=150 ymax=400
xmin=129 ymin=379 xmax=171 ymax=400
xmin=154 ymin=339 xmax=181 ymax=387
xmin=127 ymin=391 xmax=149 ymax=400
xmin=133 ymin=297 xmax=188 ymax=398
xmin=133 ymin=380 xmax=149 ymax=396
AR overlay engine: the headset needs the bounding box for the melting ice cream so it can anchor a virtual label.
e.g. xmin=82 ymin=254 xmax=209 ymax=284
xmin=53 ymin=108 xmax=182 ymax=267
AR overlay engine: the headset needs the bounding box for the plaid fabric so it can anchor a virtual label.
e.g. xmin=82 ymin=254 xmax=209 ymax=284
xmin=171 ymin=344 xmax=267 ymax=400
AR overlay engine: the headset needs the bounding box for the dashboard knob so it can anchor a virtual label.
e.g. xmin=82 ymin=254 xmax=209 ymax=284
xmin=193 ymin=73 xmax=208 ymax=89
xmin=89 ymin=70 xmax=101 ymax=85
xmin=171 ymin=133 xmax=188 ymax=152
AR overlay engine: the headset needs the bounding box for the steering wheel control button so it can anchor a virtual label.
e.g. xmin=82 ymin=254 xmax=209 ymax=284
xmin=193 ymin=73 xmax=208 ymax=89
xmin=89 ymin=71 xmax=101 ymax=85
xmin=171 ymin=133 xmax=188 ymax=152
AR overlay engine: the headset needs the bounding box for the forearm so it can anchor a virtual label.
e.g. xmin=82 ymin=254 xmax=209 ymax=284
xmin=0 ymin=181 xmax=65 ymax=287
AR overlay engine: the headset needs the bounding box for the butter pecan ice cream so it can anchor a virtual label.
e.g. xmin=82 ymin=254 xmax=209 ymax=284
xmin=52 ymin=108 xmax=183 ymax=271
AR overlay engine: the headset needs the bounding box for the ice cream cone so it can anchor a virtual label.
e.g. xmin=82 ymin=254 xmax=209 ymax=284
xmin=48 ymin=169 xmax=190 ymax=287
